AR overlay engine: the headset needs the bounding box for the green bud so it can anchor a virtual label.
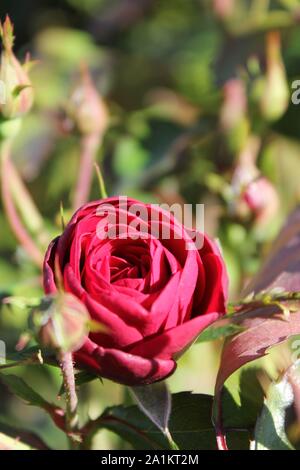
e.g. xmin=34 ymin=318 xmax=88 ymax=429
xmin=31 ymin=293 xmax=90 ymax=353
xmin=0 ymin=16 xmax=34 ymax=120
xmin=65 ymin=63 xmax=108 ymax=136
xmin=220 ymin=79 xmax=249 ymax=154
xmin=260 ymin=32 xmax=289 ymax=122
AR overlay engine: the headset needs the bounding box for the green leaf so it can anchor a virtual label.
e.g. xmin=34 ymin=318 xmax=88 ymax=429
xmin=113 ymin=137 xmax=149 ymax=178
xmin=0 ymin=374 xmax=49 ymax=408
xmin=0 ymin=346 xmax=44 ymax=371
xmin=253 ymin=366 xmax=298 ymax=450
xmin=75 ymin=370 xmax=99 ymax=387
xmin=214 ymin=206 xmax=300 ymax=449
xmin=87 ymin=392 xmax=250 ymax=450
xmin=59 ymin=370 xmax=99 ymax=395
xmin=0 ymin=432 xmax=34 ymax=450
xmin=5 ymin=346 xmax=40 ymax=362
xmin=221 ymin=367 xmax=265 ymax=432
xmin=0 ymin=419 xmax=48 ymax=450
xmin=1 ymin=346 xmax=59 ymax=372
xmin=197 ymin=322 xmax=244 ymax=343
xmin=130 ymin=382 xmax=178 ymax=449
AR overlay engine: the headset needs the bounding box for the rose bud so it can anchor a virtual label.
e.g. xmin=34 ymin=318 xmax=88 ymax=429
xmin=43 ymin=197 xmax=228 ymax=386
xmin=260 ymin=32 xmax=289 ymax=122
xmin=230 ymin=137 xmax=279 ymax=226
xmin=32 ymin=293 xmax=90 ymax=353
xmin=64 ymin=64 xmax=108 ymax=136
xmin=213 ymin=0 xmax=234 ymax=19
xmin=220 ymin=79 xmax=249 ymax=154
xmin=242 ymin=176 xmax=280 ymax=226
xmin=231 ymin=136 xmax=261 ymax=193
xmin=0 ymin=16 xmax=34 ymax=119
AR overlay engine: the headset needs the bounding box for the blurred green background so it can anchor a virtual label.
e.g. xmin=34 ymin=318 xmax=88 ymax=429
xmin=0 ymin=0 xmax=300 ymax=449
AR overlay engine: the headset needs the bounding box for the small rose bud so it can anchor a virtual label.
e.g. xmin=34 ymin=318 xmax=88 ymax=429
xmin=231 ymin=136 xmax=261 ymax=193
xmin=213 ymin=0 xmax=234 ymax=19
xmin=65 ymin=64 xmax=108 ymax=136
xmin=260 ymin=32 xmax=289 ymax=122
xmin=242 ymin=176 xmax=279 ymax=226
xmin=0 ymin=16 xmax=34 ymax=119
xmin=230 ymin=137 xmax=279 ymax=227
xmin=220 ymin=79 xmax=249 ymax=154
xmin=32 ymin=293 xmax=90 ymax=353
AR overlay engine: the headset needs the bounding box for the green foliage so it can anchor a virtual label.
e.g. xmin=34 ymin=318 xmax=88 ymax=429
xmin=87 ymin=389 xmax=256 ymax=450
xmin=130 ymin=382 xmax=177 ymax=449
xmin=197 ymin=322 xmax=244 ymax=343
xmin=95 ymin=393 xmax=217 ymax=450
xmin=254 ymin=374 xmax=296 ymax=450
xmin=0 ymin=374 xmax=49 ymax=408
xmin=113 ymin=137 xmax=150 ymax=178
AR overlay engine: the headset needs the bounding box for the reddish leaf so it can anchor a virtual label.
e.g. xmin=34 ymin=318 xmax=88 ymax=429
xmin=243 ymin=206 xmax=300 ymax=295
xmin=214 ymin=207 xmax=300 ymax=450
xmin=216 ymin=308 xmax=300 ymax=392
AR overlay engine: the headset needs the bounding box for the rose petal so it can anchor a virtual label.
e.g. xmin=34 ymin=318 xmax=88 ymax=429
xmin=196 ymin=253 xmax=227 ymax=315
xmin=84 ymin=294 xmax=143 ymax=348
xmin=74 ymin=338 xmax=176 ymax=386
xmin=43 ymin=237 xmax=59 ymax=294
xmin=64 ymin=264 xmax=143 ymax=347
xmin=129 ymin=312 xmax=220 ymax=359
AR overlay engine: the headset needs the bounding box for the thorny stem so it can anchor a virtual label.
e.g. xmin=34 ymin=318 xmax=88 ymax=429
xmin=0 ymin=139 xmax=44 ymax=266
xmin=73 ymin=133 xmax=101 ymax=211
xmin=59 ymin=351 xmax=79 ymax=449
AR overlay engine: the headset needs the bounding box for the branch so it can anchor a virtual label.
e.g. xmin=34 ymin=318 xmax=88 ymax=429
xmin=6 ymin=158 xmax=49 ymax=246
xmin=73 ymin=133 xmax=101 ymax=211
xmin=0 ymin=140 xmax=44 ymax=266
xmin=59 ymin=352 xmax=80 ymax=449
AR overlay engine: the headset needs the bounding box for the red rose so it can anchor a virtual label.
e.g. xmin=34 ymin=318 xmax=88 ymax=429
xmin=43 ymin=197 xmax=228 ymax=385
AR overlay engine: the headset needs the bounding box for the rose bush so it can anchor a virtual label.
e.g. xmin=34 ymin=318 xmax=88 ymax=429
xmin=43 ymin=197 xmax=228 ymax=385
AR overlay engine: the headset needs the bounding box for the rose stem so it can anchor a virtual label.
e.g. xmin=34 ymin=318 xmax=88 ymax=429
xmin=215 ymin=390 xmax=229 ymax=451
xmin=0 ymin=140 xmax=44 ymax=266
xmin=72 ymin=133 xmax=101 ymax=211
xmin=6 ymin=157 xmax=49 ymax=246
xmin=59 ymin=351 xmax=79 ymax=449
